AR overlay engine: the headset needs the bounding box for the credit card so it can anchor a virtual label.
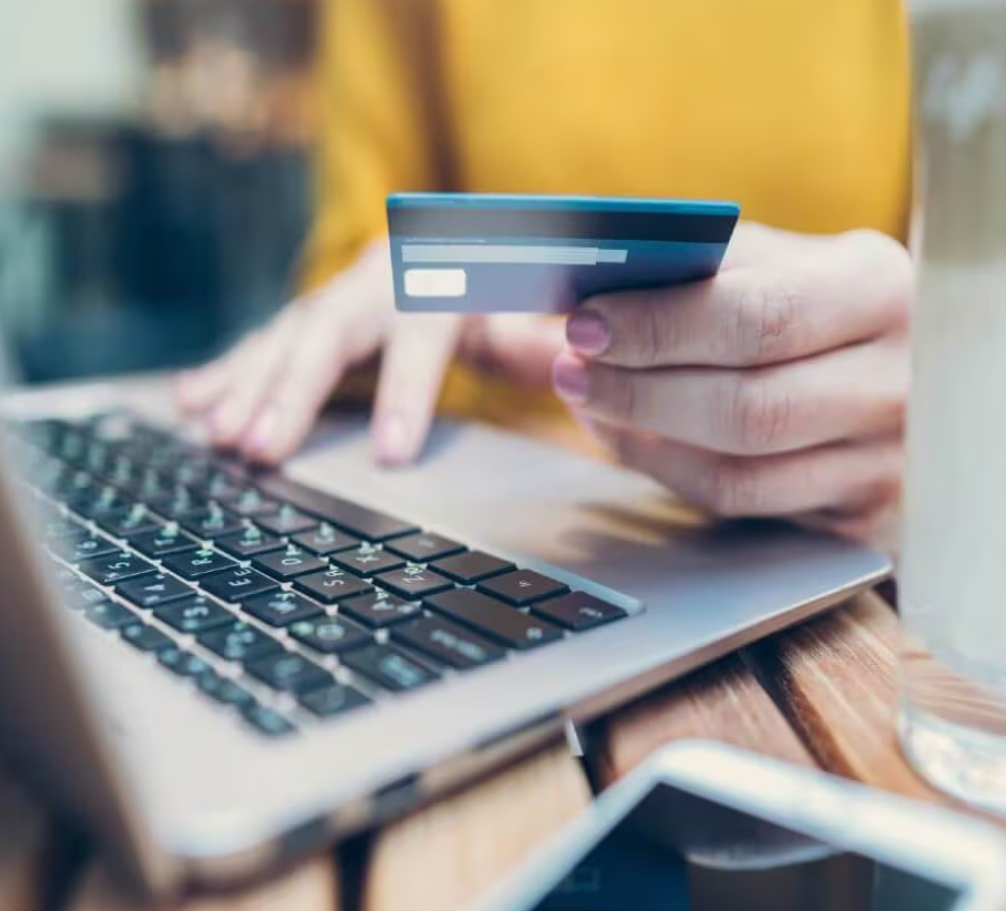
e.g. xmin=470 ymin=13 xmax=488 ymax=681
xmin=388 ymin=193 xmax=740 ymax=313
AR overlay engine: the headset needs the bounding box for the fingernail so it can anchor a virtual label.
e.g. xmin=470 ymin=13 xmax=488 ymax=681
xmin=566 ymin=310 xmax=610 ymax=356
xmin=245 ymin=408 xmax=280 ymax=455
xmin=375 ymin=414 xmax=411 ymax=465
xmin=553 ymin=356 xmax=590 ymax=405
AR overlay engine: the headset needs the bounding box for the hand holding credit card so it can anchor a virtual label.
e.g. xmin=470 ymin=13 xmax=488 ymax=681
xmin=388 ymin=193 xmax=740 ymax=313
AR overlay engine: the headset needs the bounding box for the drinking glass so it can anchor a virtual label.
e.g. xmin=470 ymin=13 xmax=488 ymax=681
xmin=899 ymin=0 xmax=1006 ymax=811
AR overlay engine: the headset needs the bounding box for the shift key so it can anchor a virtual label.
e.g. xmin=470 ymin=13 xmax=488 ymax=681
xmin=425 ymin=589 xmax=562 ymax=651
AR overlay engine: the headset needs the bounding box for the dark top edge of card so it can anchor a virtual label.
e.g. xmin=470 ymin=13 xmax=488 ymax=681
xmin=388 ymin=207 xmax=738 ymax=244
xmin=388 ymin=192 xmax=739 ymax=215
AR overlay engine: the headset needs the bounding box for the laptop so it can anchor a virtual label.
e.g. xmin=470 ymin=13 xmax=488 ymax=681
xmin=0 ymin=369 xmax=890 ymax=899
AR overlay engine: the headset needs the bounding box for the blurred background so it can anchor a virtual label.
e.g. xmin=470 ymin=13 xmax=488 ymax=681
xmin=0 ymin=0 xmax=319 ymax=382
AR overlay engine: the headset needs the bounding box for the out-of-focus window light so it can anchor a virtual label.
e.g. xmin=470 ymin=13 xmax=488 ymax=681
xmin=0 ymin=0 xmax=319 ymax=383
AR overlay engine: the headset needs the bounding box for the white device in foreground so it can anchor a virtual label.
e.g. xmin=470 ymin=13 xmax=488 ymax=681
xmin=471 ymin=742 xmax=1006 ymax=911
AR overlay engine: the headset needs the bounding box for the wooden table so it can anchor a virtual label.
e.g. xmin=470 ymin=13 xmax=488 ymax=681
xmin=0 ymin=419 xmax=948 ymax=911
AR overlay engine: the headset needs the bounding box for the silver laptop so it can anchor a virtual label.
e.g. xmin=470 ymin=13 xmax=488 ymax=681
xmin=0 ymin=369 xmax=890 ymax=899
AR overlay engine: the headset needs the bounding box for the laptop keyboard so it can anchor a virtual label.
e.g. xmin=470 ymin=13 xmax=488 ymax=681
xmin=4 ymin=414 xmax=635 ymax=739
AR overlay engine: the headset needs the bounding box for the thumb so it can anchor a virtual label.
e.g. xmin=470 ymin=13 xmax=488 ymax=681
xmin=372 ymin=314 xmax=464 ymax=466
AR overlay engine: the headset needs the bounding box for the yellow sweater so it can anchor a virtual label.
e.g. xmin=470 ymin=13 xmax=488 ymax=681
xmin=300 ymin=0 xmax=912 ymax=424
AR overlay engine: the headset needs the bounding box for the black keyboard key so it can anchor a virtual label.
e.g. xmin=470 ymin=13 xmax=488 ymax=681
xmin=258 ymin=476 xmax=419 ymax=542
xmin=152 ymin=488 xmax=203 ymax=519
xmin=96 ymin=504 xmax=162 ymax=539
xmin=48 ymin=563 xmax=79 ymax=589
xmin=53 ymin=469 xmax=94 ymax=501
xmin=339 ymin=591 xmax=420 ymax=628
xmin=242 ymin=703 xmax=296 ymax=738
xmin=196 ymin=672 xmax=255 ymax=708
xmin=55 ymin=430 xmax=88 ymax=463
xmin=79 ymin=553 xmax=157 ymax=586
xmin=293 ymin=568 xmax=372 ymax=604
xmin=19 ymin=418 xmax=65 ymax=450
xmin=341 ymin=644 xmax=439 ymax=692
xmin=426 ymin=589 xmax=563 ymax=650
xmin=199 ymin=471 xmax=245 ymax=503
xmin=69 ymin=486 xmax=131 ymax=520
xmin=61 ymin=582 xmax=110 ymax=612
xmin=97 ymin=455 xmax=137 ymax=491
xmin=52 ymin=532 xmax=119 ymax=563
xmin=330 ymin=545 xmax=406 ymax=577
xmin=298 ymin=684 xmax=371 ymax=719
xmin=254 ymin=505 xmax=317 ymax=537
xmin=116 ymin=573 xmax=192 ymax=610
xmin=161 ymin=548 xmax=236 ymax=580
xmin=241 ymin=591 xmax=323 ymax=628
xmin=199 ymin=622 xmax=283 ymax=663
xmin=32 ymin=459 xmax=66 ymax=492
xmin=251 ymin=546 xmax=327 ymax=581
xmin=120 ymin=468 xmax=173 ymax=502
xmin=245 ymin=653 xmax=330 ymax=695
xmin=178 ymin=507 xmax=245 ymax=540
xmin=531 ymin=592 xmax=628 ymax=632
xmin=228 ymin=488 xmax=281 ymax=518
xmin=391 ymin=617 xmax=505 ymax=670
xmin=291 ymin=524 xmax=360 ymax=556
xmin=84 ymin=601 xmax=137 ymax=630
xmin=374 ymin=566 xmax=453 ymax=601
xmin=155 ymin=597 xmax=233 ymax=634
xmin=386 ymin=533 xmax=466 ymax=564
xmin=158 ymin=647 xmax=213 ymax=677
xmin=130 ymin=525 xmax=200 ymax=559
xmin=200 ymin=567 xmax=279 ymax=603
xmin=171 ymin=460 xmax=213 ymax=488
xmin=120 ymin=622 xmax=174 ymax=653
xmin=289 ymin=617 xmax=370 ymax=655
xmin=215 ymin=526 xmax=284 ymax=559
xmin=433 ymin=551 xmax=514 ymax=585
xmin=477 ymin=570 xmax=568 ymax=607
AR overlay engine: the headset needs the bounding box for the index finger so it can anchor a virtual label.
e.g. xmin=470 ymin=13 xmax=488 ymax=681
xmin=570 ymin=229 xmax=912 ymax=369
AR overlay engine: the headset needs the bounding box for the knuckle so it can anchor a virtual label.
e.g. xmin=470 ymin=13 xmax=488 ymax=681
xmin=733 ymin=274 xmax=803 ymax=365
xmin=724 ymin=372 xmax=794 ymax=455
xmin=604 ymin=368 xmax=641 ymax=423
xmin=611 ymin=296 xmax=666 ymax=367
xmin=700 ymin=457 xmax=764 ymax=517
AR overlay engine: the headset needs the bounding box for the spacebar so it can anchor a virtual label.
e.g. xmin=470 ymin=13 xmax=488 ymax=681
xmin=258 ymin=475 xmax=419 ymax=542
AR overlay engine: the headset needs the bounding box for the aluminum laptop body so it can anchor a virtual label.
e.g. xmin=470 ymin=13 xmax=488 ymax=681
xmin=0 ymin=373 xmax=891 ymax=899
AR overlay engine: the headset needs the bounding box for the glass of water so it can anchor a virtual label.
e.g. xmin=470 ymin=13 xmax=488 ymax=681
xmin=899 ymin=0 xmax=1006 ymax=811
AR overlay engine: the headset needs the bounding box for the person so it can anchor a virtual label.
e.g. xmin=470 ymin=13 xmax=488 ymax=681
xmin=176 ymin=0 xmax=914 ymax=551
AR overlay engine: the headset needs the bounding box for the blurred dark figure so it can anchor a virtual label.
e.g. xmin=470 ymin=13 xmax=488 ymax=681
xmin=0 ymin=0 xmax=318 ymax=382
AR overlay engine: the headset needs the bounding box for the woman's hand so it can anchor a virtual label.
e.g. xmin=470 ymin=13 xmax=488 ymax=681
xmin=554 ymin=224 xmax=913 ymax=549
xmin=176 ymin=239 xmax=565 ymax=465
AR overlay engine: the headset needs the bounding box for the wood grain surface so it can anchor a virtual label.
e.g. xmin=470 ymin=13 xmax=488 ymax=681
xmin=590 ymin=652 xmax=816 ymax=788
xmin=360 ymin=744 xmax=591 ymax=911
xmin=745 ymin=592 xmax=945 ymax=803
xmin=69 ymin=858 xmax=339 ymax=911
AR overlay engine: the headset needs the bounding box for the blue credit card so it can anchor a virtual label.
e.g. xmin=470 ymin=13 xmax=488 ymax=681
xmin=388 ymin=192 xmax=740 ymax=313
